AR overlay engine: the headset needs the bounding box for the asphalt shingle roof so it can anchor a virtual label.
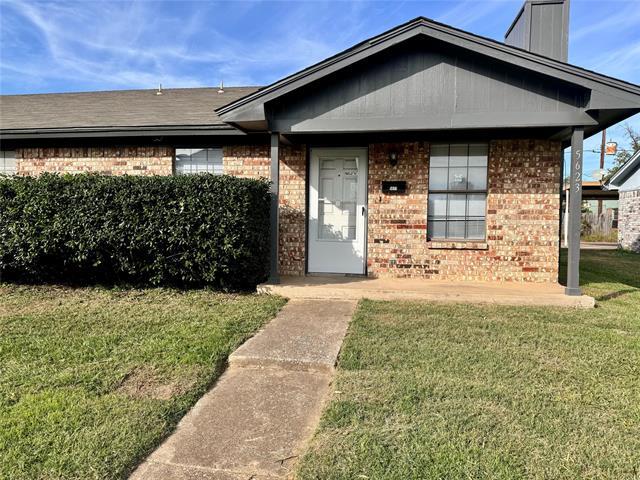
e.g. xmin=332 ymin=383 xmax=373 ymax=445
xmin=0 ymin=86 xmax=260 ymax=132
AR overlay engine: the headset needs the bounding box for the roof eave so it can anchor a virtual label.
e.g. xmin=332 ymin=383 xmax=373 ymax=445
xmin=0 ymin=124 xmax=246 ymax=140
xmin=608 ymin=150 xmax=640 ymax=187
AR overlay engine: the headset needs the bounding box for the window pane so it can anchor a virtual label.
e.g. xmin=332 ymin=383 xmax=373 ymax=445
xmin=429 ymin=167 xmax=448 ymax=190
xmin=428 ymin=219 xmax=446 ymax=239
xmin=428 ymin=193 xmax=447 ymax=218
xmin=448 ymin=194 xmax=466 ymax=218
xmin=175 ymin=148 xmax=223 ymax=175
xmin=448 ymin=167 xmax=467 ymax=190
xmin=191 ymin=149 xmax=208 ymax=173
xmin=427 ymin=143 xmax=488 ymax=240
xmin=449 ymin=145 xmax=468 ymax=166
xmin=468 ymin=144 xmax=488 ymax=166
xmin=1 ymin=151 xmax=16 ymax=175
xmin=467 ymin=220 xmax=486 ymax=239
xmin=468 ymin=166 xmax=487 ymax=190
xmin=447 ymin=220 xmax=466 ymax=238
xmin=430 ymin=145 xmax=449 ymax=167
xmin=467 ymin=194 xmax=486 ymax=217
xmin=175 ymin=148 xmax=192 ymax=175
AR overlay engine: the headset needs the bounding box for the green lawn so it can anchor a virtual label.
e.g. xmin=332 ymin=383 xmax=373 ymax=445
xmin=297 ymin=249 xmax=640 ymax=480
xmin=0 ymin=286 xmax=285 ymax=480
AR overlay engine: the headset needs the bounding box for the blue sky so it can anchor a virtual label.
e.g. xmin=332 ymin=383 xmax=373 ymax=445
xmin=1 ymin=0 xmax=639 ymax=176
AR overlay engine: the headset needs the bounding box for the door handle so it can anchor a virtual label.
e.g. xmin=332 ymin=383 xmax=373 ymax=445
xmin=361 ymin=206 xmax=366 ymax=216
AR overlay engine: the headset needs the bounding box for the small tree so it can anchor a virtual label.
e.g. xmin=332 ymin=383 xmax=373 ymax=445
xmin=604 ymin=124 xmax=640 ymax=181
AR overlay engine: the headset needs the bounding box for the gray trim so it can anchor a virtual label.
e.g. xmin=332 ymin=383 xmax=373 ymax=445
xmin=0 ymin=125 xmax=244 ymax=140
xmin=607 ymin=150 xmax=640 ymax=189
xmin=268 ymin=132 xmax=280 ymax=284
xmin=565 ymin=126 xmax=583 ymax=296
xmin=271 ymin=112 xmax=598 ymax=135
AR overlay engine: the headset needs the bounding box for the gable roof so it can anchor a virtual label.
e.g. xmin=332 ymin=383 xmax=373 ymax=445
xmin=0 ymin=87 xmax=260 ymax=138
xmin=217 ymin=16 xmax=640 ymax=129
xmin=608 ymin=150 xmax=640 ymax=189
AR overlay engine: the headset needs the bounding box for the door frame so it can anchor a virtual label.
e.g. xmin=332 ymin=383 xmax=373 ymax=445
xmin=305 ymin=146 xmax=369 ymax=276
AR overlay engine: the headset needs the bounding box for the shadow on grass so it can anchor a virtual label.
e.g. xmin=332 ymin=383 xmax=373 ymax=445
xmin=559 ymin=249 xmax=640 ymax=303
xmin=595 ymin=289 xmax=638 ymax=302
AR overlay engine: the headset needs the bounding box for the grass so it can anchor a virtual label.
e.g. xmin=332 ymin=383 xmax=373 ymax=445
xmin=581 ymin=229 xmax=618 ymax=243
xmin=297 ymin=249 xmax=640 ymax=480
xmin=0 ymin=285 xmax=285 ymax=480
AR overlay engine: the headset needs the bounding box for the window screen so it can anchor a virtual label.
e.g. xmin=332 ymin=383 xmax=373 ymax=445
xmin=0 ymin=151 xmax=16 ymax=175
xmin=175 ymin=148 xmax=223 ymax=175
xmin=427 ymin=144 xmax=488 ymax=240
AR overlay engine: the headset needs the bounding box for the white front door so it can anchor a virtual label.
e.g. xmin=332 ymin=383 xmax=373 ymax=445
xmin=308 ymin=148 xmax=368 ymax=274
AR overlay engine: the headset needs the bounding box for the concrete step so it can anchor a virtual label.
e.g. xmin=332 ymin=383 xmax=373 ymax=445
xmin=229 ymin=299 xmax=356 ymax=372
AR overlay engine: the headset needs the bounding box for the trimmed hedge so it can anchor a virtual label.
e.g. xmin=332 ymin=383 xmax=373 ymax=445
xmin=0 ymin=173 xmax=271 ymax=290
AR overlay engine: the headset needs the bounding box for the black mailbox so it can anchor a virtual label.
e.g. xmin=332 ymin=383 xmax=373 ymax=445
xmin=381 ymin=180 xmax=407 ymax=194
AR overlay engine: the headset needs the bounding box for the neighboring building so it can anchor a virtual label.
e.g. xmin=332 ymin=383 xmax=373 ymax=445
xmin=575 ymin=182 xmax=618 ymax=216
xmin=607 ymin=151 xmax=640 ymax=252
xmin=2 ymin=0 xmax=640 ymax=295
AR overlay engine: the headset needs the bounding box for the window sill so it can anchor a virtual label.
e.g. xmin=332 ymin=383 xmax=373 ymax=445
xmin=427 ymin=240 xmax=489 ymax=250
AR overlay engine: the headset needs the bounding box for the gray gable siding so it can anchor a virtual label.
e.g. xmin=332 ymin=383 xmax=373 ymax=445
xmin=268 ymin=41 xmax=591 ymax=134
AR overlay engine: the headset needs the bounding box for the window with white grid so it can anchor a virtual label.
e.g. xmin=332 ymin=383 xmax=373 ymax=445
xmin=427 ymin=144 xmax=488 ymax=240
xmin=175 ymin=148 xmax=223 ymax=175
xmin=0 ymin=151 xmax=16 ymax=176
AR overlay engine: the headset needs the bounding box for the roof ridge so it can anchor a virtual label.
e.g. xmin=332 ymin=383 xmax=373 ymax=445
xmin=0 ymin=86 xmax=263 ymax=98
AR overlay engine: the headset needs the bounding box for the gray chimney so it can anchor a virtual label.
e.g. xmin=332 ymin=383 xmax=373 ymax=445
xmin=505 ymin=0 xmax=570 ymax=62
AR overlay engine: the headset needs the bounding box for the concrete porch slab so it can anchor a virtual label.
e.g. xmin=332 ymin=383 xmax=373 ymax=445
xmin=259 ymin=276 xmax=595 ymax=308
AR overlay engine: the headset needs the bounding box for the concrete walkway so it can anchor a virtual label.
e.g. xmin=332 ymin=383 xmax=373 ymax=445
xmin=259 ymin=276 xmax=595 ymax=308
xmin=130 ymin=299 xmax=356 ymax=480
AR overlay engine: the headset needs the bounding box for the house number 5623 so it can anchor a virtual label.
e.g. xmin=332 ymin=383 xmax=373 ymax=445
xmin=574 ymin=149 xmax=582 ymax=192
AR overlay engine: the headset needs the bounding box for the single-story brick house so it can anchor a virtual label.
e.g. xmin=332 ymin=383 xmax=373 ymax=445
xmin=2 ymin=0 xmax=640 ymax=295
xmin=607 ymin=150 xmax=640 ymax=252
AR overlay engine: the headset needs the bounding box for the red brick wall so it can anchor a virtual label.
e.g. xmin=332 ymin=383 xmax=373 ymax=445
xmin=221 ymin=144 xmax=307 ymax=275
xmin=15 ymin=140 xmax=562 ymax=282
xmin=17 ymin=147 xmax=173 ymax=176
xmin=222 ymin=145 xmax=270 ymax=179
xmin=279 ymin=146 xmax=306 ymax=275
xmin=368 ymin=142 xmax=429 ymax=274
xmin=367 ymin=140 xmax=562 ymax=282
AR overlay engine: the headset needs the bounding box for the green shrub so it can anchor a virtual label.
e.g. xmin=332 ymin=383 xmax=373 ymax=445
xmin=0 ymin=173 xmax=271 ymax=290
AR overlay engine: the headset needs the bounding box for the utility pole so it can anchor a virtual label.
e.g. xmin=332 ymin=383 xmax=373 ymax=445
xmin=598 ymin=129 xmax=606 ymax=216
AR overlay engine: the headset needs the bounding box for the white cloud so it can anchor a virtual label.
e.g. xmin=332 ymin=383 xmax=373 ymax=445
xmin=571 ymin=3 xmax=640 ymax=42
xmin=0 ymin=0 xmax=355 ymax=92
xmin=435 ymin=0 xmax=505 ymax=29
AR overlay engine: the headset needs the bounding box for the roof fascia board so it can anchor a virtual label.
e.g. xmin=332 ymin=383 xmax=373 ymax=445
xmin=218 ymin=18 xmax=640 ymax=118
xmin=609 ymin=150 xmax=640 ymax=187
xmin=419 ymin=23 xmax=640 ymax=97
xmin=0 ymin=126 xmax=245 ymax=140
xmin=588 ymin=89 xmax=640 ymax=111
